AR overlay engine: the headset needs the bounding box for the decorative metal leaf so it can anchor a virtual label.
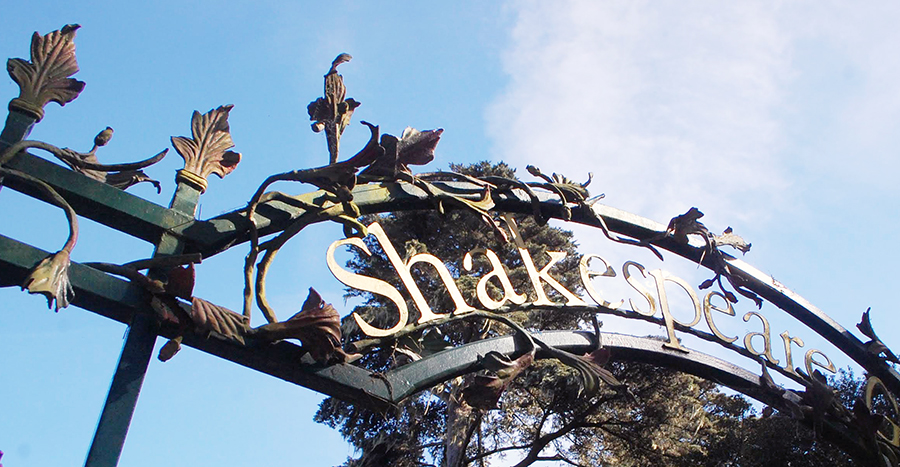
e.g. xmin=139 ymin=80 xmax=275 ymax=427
xmin=666 ymin=207 xmax=708 ymax=243
xmin=250 ymin=288 xmax=346 ymax=364
xmin=857 ymin=308 xmax=900 ymax=364
xmin=165 ymin=264 xmax=195 ymax=301
xmin=799 ymin=369 xmax=836 ymax=425
xmin=360 ymin=128 xmax=442 ymax=178
xmin=308 ymin=53 xmax=359 ymax=164
xmin=858 ymin=307 xmax=878 ymax=340
xmin=7 ymin=24 xmax=85 ymax=120
xmin=171 ymin=105 xmax=241 ymax=182
xmin=190 ymin=297 xmax=249 ymax=345
xmin=526 ymin=165 xmax=592 ymax=202
xmin=462 ymin=350 xmax=535 ymax=410
xmin=102 ymin=171 xmax=162 ymax=192
xmin=580 ymin=346 xmax=611 ymax=368
xmin=574 ymin=348 xmax=626 ymax=396
xmin=396 ymin=127 xmax=442 ymax=168
xmin=68 ymin=149 xmax=164 ymax=192
xmin=714 ymin=227 xmax=751 ymax=254
xmin=664 ymin=208 xmax=761 ymax=307
xmin=420 ymin=327 xmax=453 ymax=354
xmin=158 ymin=336 xmax=183 ymax=362
xmin=21 ymin=250 xmax=73 ymax=311
xmin=149 ymin=296 xmax=182 ymax=326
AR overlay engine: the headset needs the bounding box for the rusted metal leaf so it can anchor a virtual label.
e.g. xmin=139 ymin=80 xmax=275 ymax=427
xmin=158 ymin=336 xmax=183 ymax=362
xmin=308 ymin=53 xmax=359 ymax=164
xmin=7 ymin=24 xmax=85 ymax=121
xmin=360 ymin=127 xmax=442 ymax=178
xmin=165 ymin=263 xmax=195 ymax=301
xmin=714 ymin=227 xmax=751 ymax=254
xmin=249 ymin=288 xmax=347 ymax=364
xmin=858 ymin=308 xmax=900 ymax=364
xmin=190 ymin=297 xmax=249 ymax=345
xmin=462 ymin=350 xmax=535 ymax=410
xmin=171 ymin=105 xmax=241 ymax=188
xmin=21 ymin=250 xmax=73 ymax=311
xmin=396 ymin=127 xmax=441 ymax=168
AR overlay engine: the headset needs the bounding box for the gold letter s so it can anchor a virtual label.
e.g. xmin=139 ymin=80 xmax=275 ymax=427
xmin=326 ymin=236 xmax=409 ymax=337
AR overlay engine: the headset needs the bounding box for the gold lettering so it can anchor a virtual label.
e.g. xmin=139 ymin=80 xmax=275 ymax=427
xmin=579 ymin=254 xmax=624 ymax=309
xmin=703 ymin=291 xmax=737 ymax=344
xmin=804 ymin=349 xmax=836 ymax=376
xmin=779 ymin=331 xmax=804 ymax=376
xmin=623 ymin=261 xmax=656 ymax=317
xmin=502 ymin=215 xmax=585 ymax=306
xmin=463 ymin=249 xmax=526 ymax=310
xmin=649 ymin=269 xmax=701 ymax=352
xmin=326 ymin=236 xmax=409 ymax=337
xmin=368 ymin=222 xmax=474 ymax=323
xmin=866 ymin=377 xmax=900 ymax=447
xmin=743 ymin=311 xmax=779 ymax=365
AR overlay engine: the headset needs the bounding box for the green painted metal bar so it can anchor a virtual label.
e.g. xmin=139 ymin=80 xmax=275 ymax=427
xmin=0 ymin=233 xmax=392 ymax=409
xmin=83 ymin=313 xmax=158 ymax=467
xmin=2 ymin=150 xmax=193 ymax=244
xmin=0 ymin=110 xmax=36 ymax=149
xmin=0 ymin=234 xmax=149 ymax=321
xmin=384 ymin=330 xmax=869 ymax=461
xmin=85 ymin=173 xmax=203 ymax=466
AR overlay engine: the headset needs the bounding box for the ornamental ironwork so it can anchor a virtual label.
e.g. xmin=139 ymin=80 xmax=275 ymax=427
xmin=2 ymin=25 xmax=900 ymax=467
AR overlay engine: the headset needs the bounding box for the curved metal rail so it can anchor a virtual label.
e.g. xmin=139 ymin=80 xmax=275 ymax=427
xmin=0 ymin=149 xmax=877 ymax=463
xmin=2 ymin=152 xmax=892 ymax=394
xmin=180 ymin=179 xmax=898 ymax=394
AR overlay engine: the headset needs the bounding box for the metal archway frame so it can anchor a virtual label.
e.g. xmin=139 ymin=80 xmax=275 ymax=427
xmin=1 ymin=25 xmax=895 ymax=466
xmin=2 ymin=148 xmax=896 ymax=398
xmin=7 ymin=150 xmax=890 ymax=389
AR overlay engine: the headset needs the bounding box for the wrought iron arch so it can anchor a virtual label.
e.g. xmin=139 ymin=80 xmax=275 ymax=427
xmin=2 ymin=25 xmax=898 ymax=467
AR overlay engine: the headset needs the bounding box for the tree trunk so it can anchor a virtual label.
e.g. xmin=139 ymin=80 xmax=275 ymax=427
xmin=444 ymin=380 xmax=481 ymax=467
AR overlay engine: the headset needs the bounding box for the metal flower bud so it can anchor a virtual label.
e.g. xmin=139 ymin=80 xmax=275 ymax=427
xmin=94 ymin=127 xmax=113 ymax=148
xmin=21 ymin=250 xmax=74 ymax=311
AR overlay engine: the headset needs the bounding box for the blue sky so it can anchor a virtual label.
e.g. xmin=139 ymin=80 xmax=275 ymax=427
xmin=2 ymin=2 xmax=900 ymax=466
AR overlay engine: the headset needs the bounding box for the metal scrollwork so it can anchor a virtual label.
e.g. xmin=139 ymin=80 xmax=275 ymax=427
xmin=0 ymin=131 xmax=167 ymax=192
xmin=5 ymin=29 xmax=900 ymax=465
xmin=662 ymin=207 xmax=759 ymax=307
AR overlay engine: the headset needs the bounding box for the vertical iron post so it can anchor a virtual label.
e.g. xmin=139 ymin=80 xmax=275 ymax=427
xmin=84 ymin=182 xmax=202 ymax=467
xmin=82 ymin=313 xmax=158 ymax=466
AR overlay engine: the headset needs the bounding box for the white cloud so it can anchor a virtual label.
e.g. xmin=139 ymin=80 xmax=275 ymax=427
xmin=487 ymin=0 xmax=900 ymax=375
xmin=489 ymin=1 xmax=792 ymax=229
xmin=489 ymin=1 xmax=900 ymax=224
